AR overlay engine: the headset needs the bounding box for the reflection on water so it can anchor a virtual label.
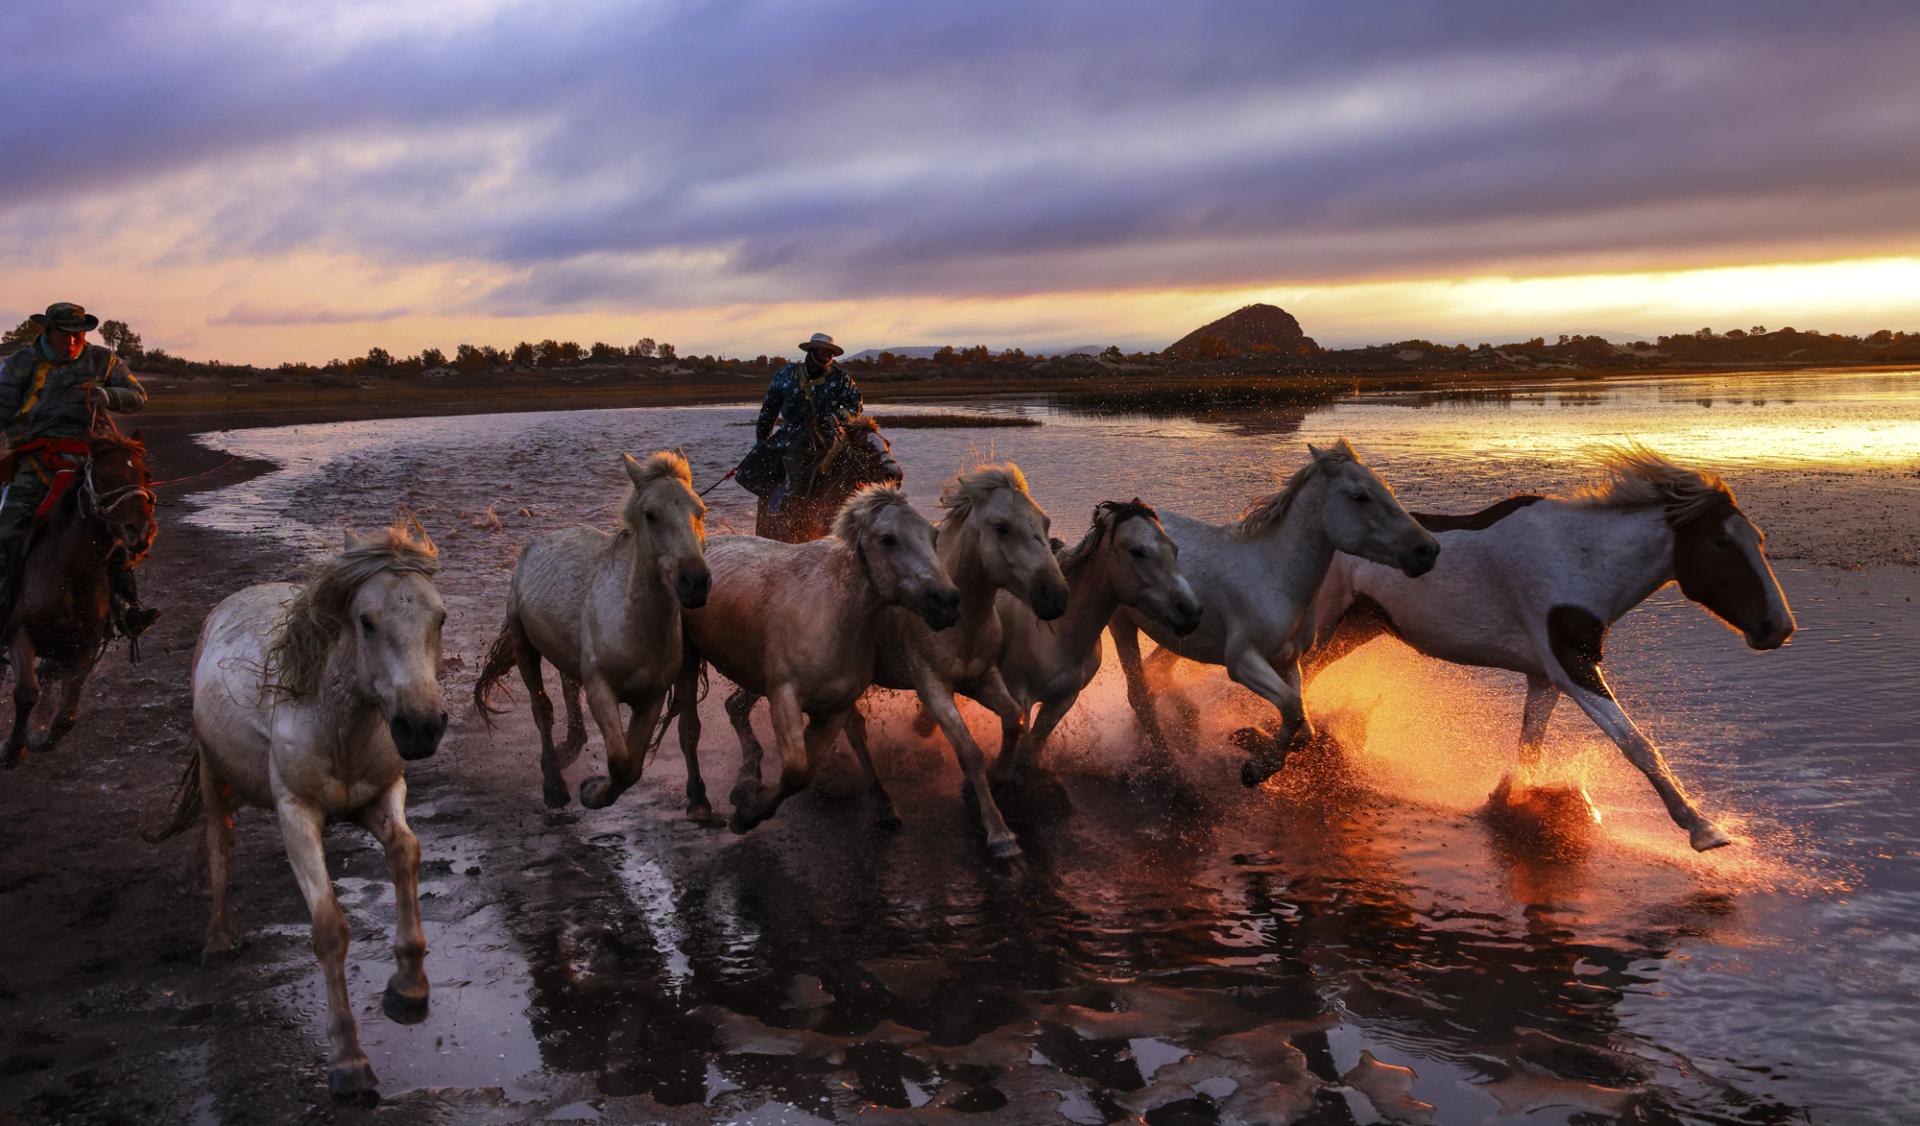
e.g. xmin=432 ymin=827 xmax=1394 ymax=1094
xmin=182 ymin=367 xmax=1920 ymax=1120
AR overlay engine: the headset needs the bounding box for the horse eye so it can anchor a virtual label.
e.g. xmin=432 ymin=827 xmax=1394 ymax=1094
xmin=360 ymin=613 xmax=376 ymax=633
xmin=1713 ymin=535 xmax=1734 ymax=548
xmin=1350 ymin=493 xmax=1371 ymax=504
xmin=880 ymin=533 xmax=898 ymax=548
xmin=1129 ymin=547 xmax=1149 ymax=559
xmin=995 ymin=522 xmax=1011 ymax=535
xmin=644 ymin=510 xmax=658 ymax=524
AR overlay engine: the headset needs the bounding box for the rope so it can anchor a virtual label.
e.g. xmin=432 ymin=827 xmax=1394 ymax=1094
xmin=147 ymin=455 xmax=243 ymax=490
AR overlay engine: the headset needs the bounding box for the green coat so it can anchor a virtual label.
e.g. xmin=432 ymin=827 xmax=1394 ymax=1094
xmin=0 ymin=340 xmax=147 ymax=444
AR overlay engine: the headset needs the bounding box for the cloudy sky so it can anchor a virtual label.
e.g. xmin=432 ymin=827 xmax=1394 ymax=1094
xmin=5 ymin=0 xmax=1919 ymax=364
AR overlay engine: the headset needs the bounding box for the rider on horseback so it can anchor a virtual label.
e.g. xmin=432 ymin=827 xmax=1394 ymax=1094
xmin=742 ymin=332 xmax=864 ymax=510
xmin=0 ymin=302 xmax=158 ymax=638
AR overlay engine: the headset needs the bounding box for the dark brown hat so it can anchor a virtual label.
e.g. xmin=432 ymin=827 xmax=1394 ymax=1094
xmin=29 ymin=302 xmax=100 ymax=333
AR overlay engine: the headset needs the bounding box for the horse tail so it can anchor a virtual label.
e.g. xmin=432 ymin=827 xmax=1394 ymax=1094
xmin=472 ymin=621 xmax=519 ymax=727
xmin=142 ymin=738 xmax=204 ymax=843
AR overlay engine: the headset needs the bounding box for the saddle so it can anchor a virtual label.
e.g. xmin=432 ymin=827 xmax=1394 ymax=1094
xmin=0 ymin=436 xmax=93 ymax=523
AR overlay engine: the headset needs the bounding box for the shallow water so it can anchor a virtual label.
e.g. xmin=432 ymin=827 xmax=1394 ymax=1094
xmin=182 ymin=367 xmax=1920 ymax=1121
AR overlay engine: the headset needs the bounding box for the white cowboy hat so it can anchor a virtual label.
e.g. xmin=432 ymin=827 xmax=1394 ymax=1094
xmin=799 ymin=332 xmax=844 ymax=357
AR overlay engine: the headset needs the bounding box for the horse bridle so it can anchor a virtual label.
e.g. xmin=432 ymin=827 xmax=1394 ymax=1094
xmin=80 ymin=458 xmax=158 ymax=565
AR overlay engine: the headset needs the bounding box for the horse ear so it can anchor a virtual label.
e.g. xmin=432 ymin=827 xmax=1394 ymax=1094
xmin=622 ymin=452 xmax=645 ymax=484
xmin=1307 ymin=443 xmax=1326 ymax=460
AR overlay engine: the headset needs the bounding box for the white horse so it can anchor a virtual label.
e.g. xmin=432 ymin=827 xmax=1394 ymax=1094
xmin=146 ymin=518 xmax=448 ymax=1105
xmin=988 ymin=499 xmax=1201 ymax=787
xmin=1110 ymin=440 xmax=1439 ymax=784
xmin=674 ymin=485 xmax=960 ymax=834
xmin=473 ymin=451 xmax=710 ymax=813
xmin=1305 ymin=446 xmax=1795 ymax=851
xmin=834 ymin=463 xmax=1071 ymax=858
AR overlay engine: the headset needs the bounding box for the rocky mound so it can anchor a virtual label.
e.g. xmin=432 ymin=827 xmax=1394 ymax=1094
xmin=1165 ymin=304 xmax=1319 ymax=360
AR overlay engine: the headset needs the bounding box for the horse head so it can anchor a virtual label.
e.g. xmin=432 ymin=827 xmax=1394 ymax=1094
xmin=1671 ymin=494 xmax=1795 ymax=650
xmin=833 ymin=485 xmax=959 ymax=630
xmin=336 ymin=522 xmax=447 ymax=760
xmin=622 ymin=451 xmax=710 ymax=609
xmin=87 ymin=430 xmax=157 ymax=566
xmin=939 ymin=462 xmax=1069 ymax=621
xmin=1309 ymin=441 xmax=1439 ymax=578
xmin=820 ymin=416 xmax=903 ymax=492
xmin=1077 ymin=499 xmax=1201 ymax=635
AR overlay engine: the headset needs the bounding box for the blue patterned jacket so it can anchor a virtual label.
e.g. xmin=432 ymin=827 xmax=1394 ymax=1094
xmin=754 ymin=361 xmax=864 ymax=451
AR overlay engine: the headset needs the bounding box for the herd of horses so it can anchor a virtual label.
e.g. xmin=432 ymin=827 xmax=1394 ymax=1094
xmin=10 ymin=418 xmax=1794 ymax=1104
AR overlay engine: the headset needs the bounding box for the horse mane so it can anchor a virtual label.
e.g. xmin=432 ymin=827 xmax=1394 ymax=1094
xmin=1058 ymin=499 xmax=1160 ymax=577
xmin=831 ymin=483 xmax=914 ymax=544
xmin=938 ymin=461 xmax=1031 ymax=529
xmin=618 ymin=450 xmax=695 ymax=529
xmin=90 ymin=430 xmax=147 ymax=462
xmin=843 ymin=415 xmax=881 ymax=436
xmin=1232 ymin=439 xmax=1356 ymax=540
xmin=265 ymin=517 xmax=440 ymax=699
xmin=1566 ymin=444 xmax=1734 ymax=522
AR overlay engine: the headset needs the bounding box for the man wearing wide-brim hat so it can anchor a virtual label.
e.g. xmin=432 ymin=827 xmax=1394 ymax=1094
xmin=0 ymin=302 xmax=154 ymax=636
xmin=739 ymin=332 xmax=866 ymax=509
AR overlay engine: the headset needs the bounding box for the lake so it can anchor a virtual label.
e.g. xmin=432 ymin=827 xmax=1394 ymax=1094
xmin=183 ymin=367 xmax=1920 ymax=1121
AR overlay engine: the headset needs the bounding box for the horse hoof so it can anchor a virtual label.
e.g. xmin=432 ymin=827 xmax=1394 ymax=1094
xmin=382 ymin=983 xmax=430 ymax=1025
xmin=542 ymin=779 xmax=572 ymax=809
xmin=578 ymin=777 xmax=615 ymax=809
xmin=687 ymin=803 xmax=725 ymax=828
xmin=1227 ymin=726 xmax=1267 ymax=755
xmin=873 ymin=807 xmax=903 ymax=833
xmin=200 ymin=938 xmax=240 ymax=964
xmin=328 ymin=1060 xmax=380 ymax=1105
xmin=1691 ymin=824 xmax=1734 ymax=851
xmin=988 ymin=836 xmax=1023 ymax=861
xmin=1240 ymin=757 xmax=1283 ymax=788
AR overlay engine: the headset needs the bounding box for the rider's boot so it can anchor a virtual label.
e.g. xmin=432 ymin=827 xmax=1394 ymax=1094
xmin=109 ymin=566 xmax=161 ymax=639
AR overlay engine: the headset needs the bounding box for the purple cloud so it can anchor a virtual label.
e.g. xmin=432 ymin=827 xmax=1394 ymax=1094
xmin=5 ymin=0 xmax=1919 ymax=313
xmin=209 ymin=303 xmax=412 ymax=326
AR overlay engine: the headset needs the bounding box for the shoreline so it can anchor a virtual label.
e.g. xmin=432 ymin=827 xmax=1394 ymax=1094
xmin=138 ymin=360 xmax=1920 ymax=432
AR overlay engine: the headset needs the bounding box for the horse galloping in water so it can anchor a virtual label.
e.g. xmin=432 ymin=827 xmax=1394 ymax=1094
xmin=675 ymin=485 xmax=960 ymax=836
xmin=147 ymin=517 xmax=449 ymax=1105
xmin=756 ymin=415 xmax=903 ymax=544
xmin=1305 ymin=445 xmax=1794 ymax=851
xmin=3 ymin=430 xmax=156 ymax=765
xmin=474 ymin=451 xmax=711 ymax=812
xmin=1109 ymin=440 xmax=1439 ymax=786
xmin=990 ymin=499 xmax=1201 ymax=787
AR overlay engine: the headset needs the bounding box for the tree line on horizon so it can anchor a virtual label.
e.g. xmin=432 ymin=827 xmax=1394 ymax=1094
xmin=6 ymin=315 xmax=1920 ymax=378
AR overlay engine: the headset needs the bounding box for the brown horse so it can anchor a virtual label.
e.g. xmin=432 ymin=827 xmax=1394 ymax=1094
xmin=3 ymin=431 xmax=156 ymax=765
xmin=754 ymin=416 xmax=903 ymax=543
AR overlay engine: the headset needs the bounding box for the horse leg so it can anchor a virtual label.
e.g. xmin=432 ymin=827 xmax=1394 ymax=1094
xmin=842 ymin=704 xmax=901 ymax=830
xmin=724 ymin=686 xmax=769 ymax=814
xmin=199 ymin=746 xmax=240 ymax=958
xmin=1548 ymin=664 xmax=1728 ymax=851
xmin=1007 ymin=692 xmax=1076 ymax=786
xmin=558 ymin=674 xmax=589 ymax=767
xmin=1227 ymin=646 xmax=1311 ymax=787
xmin=358 ymin=778 xmax=429 ymax=1024
xmin=1108 ymin=610 xmax=1167 ymax=749
xmin=1514 ymin=675 xmax=1559 ymax=781
xmin=730 ymin=684 xmax=812 ymax=832
xmin=918 ymin=674 xmax=1021 ymax=860
xmin=986 ymin=701 xmax=1029 ymax=786
xmin=39 ymin=649 xmax=102 ymax=752
xmin=675 ymin=657 xmax=721 ymax=826
xmin=577 ymin=675 xmax=649 ymax=810
xmin=1142 ymin=646 xmax=1201 ymax=743
xmin=5 ymin=634 xmax=38 ymax=767
xmin=509 ymin=624 xmax=568 ymax=808
xmin=276 ymin=798 xmax=378 ymax=1104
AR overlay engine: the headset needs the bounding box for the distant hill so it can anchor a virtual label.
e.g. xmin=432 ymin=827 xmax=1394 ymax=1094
xmin=1165 ymin=304 xmax=1319 ymax=360
xmin=847 ymin=344 xmax=1104 ymax=361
